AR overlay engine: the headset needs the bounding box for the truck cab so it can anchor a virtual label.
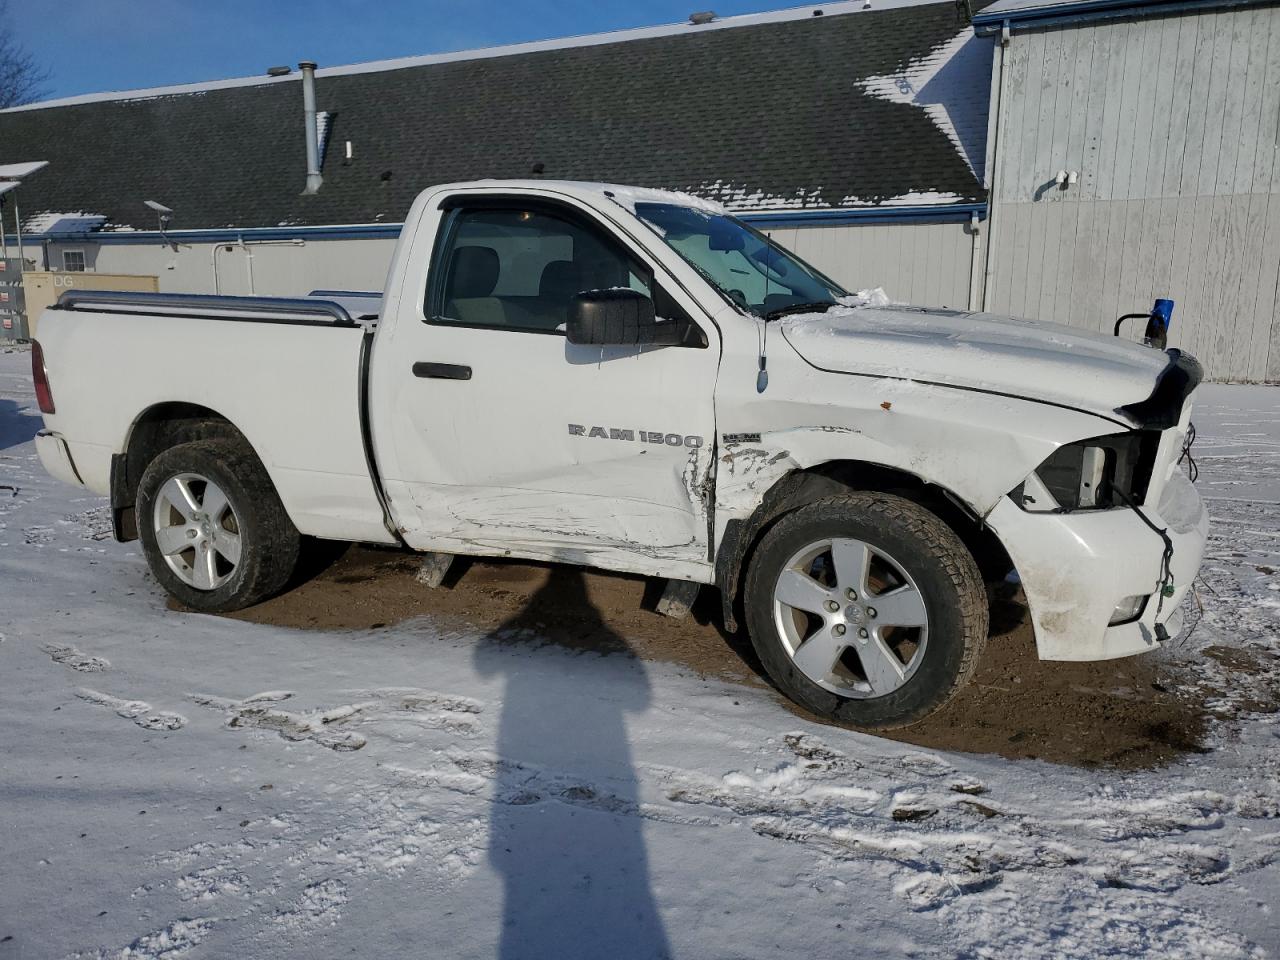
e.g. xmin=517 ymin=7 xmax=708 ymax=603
xmin=368 ymin=183 xmax=727 ymax=583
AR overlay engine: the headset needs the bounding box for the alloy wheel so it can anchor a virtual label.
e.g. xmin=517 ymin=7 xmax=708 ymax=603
xmin=772 ymin=537 xmax=930 ymax=698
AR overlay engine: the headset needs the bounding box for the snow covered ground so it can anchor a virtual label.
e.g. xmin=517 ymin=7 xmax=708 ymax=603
xmin=1 ymin=346 xmax=1278 ymax=960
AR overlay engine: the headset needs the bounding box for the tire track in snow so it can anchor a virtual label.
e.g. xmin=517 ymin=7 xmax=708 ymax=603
xmin=114 ymin=719 xmax=1277 ymax=959
xmin=64 ymin=917 xmax=214 ymax=959
xmin=645 ymin=733 xmax=1264 ymax=956
xmin=269 ymin=878 xmax=348 ymax=933
xmin=188 ymin=691 xmax=368 ymax=752
xmin=187 ymin=687 xmax=485 ymax=752
xmin=131 ymin=787 xmax=485 ymax=955
xmin=42 ymin=642 xmax=110 ymax=672
xmin=76 ymin=688 xmax=187 ymax=731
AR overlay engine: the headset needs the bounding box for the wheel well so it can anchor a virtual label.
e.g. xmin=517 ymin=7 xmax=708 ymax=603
xmin=111 ymin=403 xmax=250 ymax=541
xmin=714 ymin=462 xmax=1014 ymax=633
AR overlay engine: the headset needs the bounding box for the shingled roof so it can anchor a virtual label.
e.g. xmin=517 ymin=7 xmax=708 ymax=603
xmin=0 ymin=0 xmax=992 ymax=233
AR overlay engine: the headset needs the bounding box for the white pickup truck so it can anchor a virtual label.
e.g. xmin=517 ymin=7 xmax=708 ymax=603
xmin=31 ymin=180 xmax=1207 ymax=728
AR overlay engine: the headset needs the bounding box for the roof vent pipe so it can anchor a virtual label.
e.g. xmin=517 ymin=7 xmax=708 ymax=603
xmin=299 ymin=61 xmax=323 ymax=195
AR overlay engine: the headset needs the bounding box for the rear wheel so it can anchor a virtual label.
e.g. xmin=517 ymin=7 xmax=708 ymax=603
xmin=137 ymin=439 xmax=300 ymax=612
xmin=744 ymin=493 xmax=987 ymax=729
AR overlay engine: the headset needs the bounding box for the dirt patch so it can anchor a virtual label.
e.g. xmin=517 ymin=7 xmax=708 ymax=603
xmin=221 ymin=544 xmax=1222 ymax=769
xmin=223 ymin=545 xmax=752 ymax=677
xmin=892 ymin=604 xmax=1210 ymax=769
xmin=1201 ymin=645 xmax=1280 ymax=717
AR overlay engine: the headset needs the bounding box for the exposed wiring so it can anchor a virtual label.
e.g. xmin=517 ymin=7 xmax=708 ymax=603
xmin=1110 ymin=421 xmax=1200 ymax=642
xmin=1114 ymin=489 xmax=1176 ymax=639
xmin=1177 ymin=583 xmax=1206 ymax=648
xmin=1178 ymin=421 xmax=1198 ymax=482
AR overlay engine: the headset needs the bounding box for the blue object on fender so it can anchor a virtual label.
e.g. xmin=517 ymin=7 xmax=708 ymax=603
xmin=1150 ymin=298 xmax=1175 ymax=333
xmin=1144 ymin=298 xmax=1174 ymax=348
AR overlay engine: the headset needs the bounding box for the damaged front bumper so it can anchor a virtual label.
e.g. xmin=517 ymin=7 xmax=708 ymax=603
xmin=986 ymin=469 xmax=1208 ymax=661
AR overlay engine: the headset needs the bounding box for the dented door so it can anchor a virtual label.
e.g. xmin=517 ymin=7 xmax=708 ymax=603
xmin=372 ymin=196 xmax=720 ymax=579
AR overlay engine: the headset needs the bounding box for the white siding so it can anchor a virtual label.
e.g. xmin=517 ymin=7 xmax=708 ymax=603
xmin=769 ymin=220 xmax=977 ymax=309
xmin=45 ymin=237 xmax=398 ymax=299
xmin=985 ymin=6 xmax=1280 ymax=381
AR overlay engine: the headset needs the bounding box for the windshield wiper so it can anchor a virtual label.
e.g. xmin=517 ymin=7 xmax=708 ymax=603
xmin=765 ymin=301 xmax=838 ymax=321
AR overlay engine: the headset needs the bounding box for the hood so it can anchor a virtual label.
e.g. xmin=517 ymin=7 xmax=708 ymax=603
xmin=781 ymin=305 xmax=1172 ymax=418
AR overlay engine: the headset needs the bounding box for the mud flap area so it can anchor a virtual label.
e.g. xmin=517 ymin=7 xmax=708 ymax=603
xmin=415 ymin=551 xmax=456 ymax=589
xmin=656 ymin=579 xmax=700 ymax=619
xmin=109 ymin=453 xmax=138 ymax=542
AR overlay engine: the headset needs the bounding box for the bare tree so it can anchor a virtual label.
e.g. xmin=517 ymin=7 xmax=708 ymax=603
xmin=0 ymin=0 xmax=48 ymax=108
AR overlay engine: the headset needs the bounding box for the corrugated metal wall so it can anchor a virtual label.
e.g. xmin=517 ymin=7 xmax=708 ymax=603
xmin=768 ymin=220 xmax=976 ymax=309
xmin=984 ymin=6 xmax=1280 ymax=381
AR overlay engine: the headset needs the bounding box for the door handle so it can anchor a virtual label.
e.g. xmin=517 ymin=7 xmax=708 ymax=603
xmin=413 ymin=361 xmax=472 ymax=381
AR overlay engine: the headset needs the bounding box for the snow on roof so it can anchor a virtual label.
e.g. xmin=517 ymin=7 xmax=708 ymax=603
xmin=850 ymin=191 xmax=969 ymax=206
xmin=600 ymin=183 xmax=728 ymax=216
xmin=3 ymin=0 xmax=953 ymax=114
xmin=22 ymin=212 xmax=108 ymax=235
xmin=859 ymin=29 xmax=991 ymax=181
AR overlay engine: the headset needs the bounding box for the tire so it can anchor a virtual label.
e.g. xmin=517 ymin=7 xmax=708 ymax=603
xmin=137 ymin=438 xmax=300 ymax=613
xmin=743 ymin=493 xmax=987 ymax=729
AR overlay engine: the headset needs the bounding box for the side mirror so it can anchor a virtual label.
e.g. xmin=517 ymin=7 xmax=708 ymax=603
xmin=567 ymin=288 xmax=674 ymax=346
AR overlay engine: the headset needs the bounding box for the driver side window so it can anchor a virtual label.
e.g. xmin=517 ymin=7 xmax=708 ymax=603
xmin=428 ymin=207 xmax=651 ymax=334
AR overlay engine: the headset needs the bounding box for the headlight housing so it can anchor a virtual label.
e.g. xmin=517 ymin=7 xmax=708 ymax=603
xmin=1012 ymin=431 xmax=1160 ymax=511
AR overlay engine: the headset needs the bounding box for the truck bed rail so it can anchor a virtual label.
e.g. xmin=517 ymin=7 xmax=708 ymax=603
xmin=53 ymin=290 xmax=360 ymax=328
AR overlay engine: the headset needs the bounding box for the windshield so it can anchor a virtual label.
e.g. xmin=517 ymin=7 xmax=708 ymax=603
xmin=632 ymin=202 xmax=846 ymax=318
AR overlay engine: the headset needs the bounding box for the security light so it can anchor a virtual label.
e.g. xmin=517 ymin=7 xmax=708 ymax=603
xmin=143 ymin=200 xmax=174 ymax=245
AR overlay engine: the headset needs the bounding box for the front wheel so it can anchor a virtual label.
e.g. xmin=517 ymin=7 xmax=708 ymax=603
xmin=744 ymin=493 xmax=988 ymax=729
xmin=137 ymin=438 xmax=300 ymax=612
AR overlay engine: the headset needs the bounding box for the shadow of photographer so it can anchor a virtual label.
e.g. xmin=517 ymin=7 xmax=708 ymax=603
xmin=474 ymin=566 xmax=673 ymax=960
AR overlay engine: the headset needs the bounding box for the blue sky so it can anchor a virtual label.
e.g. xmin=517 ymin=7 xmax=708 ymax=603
xmin=16 ymin=0 xmax=791 ymax=100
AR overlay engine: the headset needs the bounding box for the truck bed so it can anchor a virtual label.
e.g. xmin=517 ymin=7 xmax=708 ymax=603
xmin=35 ymin=291 xmax=395 ymax=544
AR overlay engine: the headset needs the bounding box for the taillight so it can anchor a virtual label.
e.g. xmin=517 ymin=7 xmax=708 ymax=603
xmin=32 ymin=340 xmax=55 ymax=414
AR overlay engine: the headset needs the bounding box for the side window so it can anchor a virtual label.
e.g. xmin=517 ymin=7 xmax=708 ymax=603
xmin=427 ymin=208 xmax=651 ymax=333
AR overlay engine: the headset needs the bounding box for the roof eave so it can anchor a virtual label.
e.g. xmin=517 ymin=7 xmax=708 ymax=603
xmin=738 ymin=202 xmax=987 ymax=227
xmin=972 ymin=0 xmax=1274 ymax=34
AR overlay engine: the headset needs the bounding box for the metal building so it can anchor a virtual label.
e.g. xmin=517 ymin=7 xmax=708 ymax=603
xmin=976 ymin=0 xmax=1280 ymax=381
